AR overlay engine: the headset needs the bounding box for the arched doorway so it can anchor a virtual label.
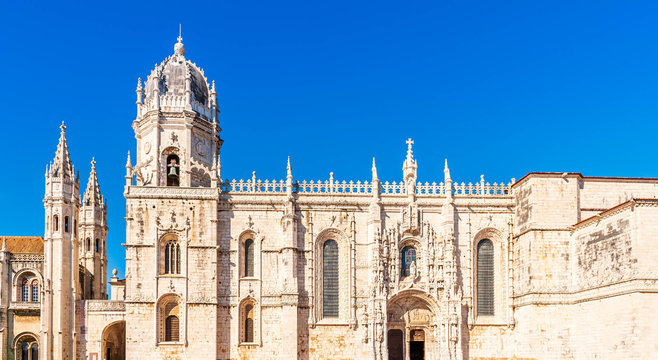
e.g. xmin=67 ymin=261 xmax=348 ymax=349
xmin=101 ymin=321 xmax=125 ymax=360
xmin=387 ymin=291 xmax=437 ymax=360
xmin=13 ymin=333 xmax=38 ymax=360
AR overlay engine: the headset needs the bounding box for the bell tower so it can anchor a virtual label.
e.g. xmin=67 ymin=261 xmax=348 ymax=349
xmin=42 ymin=122 xmax=80 ymax=360
xmin=131 ymin=34 xmax=222 ymax=188
xmin=80 ymin=157 xmax=108 ymax=299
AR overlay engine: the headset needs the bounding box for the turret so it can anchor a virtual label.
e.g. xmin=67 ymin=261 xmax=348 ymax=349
xmin=42 ymin=121 xmax=81 ymax=360
xmin=80 ymin=157 xmax=109 ymax=300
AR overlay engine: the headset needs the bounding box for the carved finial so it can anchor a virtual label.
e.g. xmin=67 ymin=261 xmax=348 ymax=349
xmin=174 ymin=24 xmax=185 ymax=55
xmin=112 ymin=268 xmax=118 ymax=277
xmin=136 ymin=77 xmax=142 ymax=91
xmin=372 ymin=157 xmax=378 ymax=181
xmin=211 ymin=80 xmax=216 ymax=92
xmin=91 ymin=157 xmax=96 ymax=170
xmin=287 ymin=156 xmax=292 ymax=179
xmin=444 ymin=158 xmax=451 ymax=182
xmin=406 ymin=138 xmax=414 ymax=160
xmin=125 ymin=151 xmax=132 ymax=168
xmin=60 ymin=121 xmax=66 ymax=134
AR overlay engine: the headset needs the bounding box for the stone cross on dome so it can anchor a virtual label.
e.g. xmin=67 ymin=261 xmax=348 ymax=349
xmin=174 ymin=24 xmax=185 ymax=56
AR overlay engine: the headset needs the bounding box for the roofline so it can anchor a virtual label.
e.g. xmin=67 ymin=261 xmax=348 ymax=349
xmin=571 ymin=198 xmax=658 ymax=231
xmin=512 ymin=172 xmax=658 ymax=188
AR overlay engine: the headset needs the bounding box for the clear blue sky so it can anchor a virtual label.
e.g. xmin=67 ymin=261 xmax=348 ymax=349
xmin=1 ymin=1 xmax=657 ymax=280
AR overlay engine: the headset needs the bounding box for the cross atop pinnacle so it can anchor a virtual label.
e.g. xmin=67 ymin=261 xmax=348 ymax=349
xmin=174 ymin=24 xmax=185 ymax=55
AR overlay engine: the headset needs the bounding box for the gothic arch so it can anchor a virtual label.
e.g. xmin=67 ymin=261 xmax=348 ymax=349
xmin=386 ymin=290 xmax=440 ymax=360
xmin=13 ymin=269 xmax=42 ymax=302
xmin=471 ymin=227 xmax=507 ymax=321
xmin=161 ymin=146 xmax=182 ymax=186
xmin=238 ymin=296 xmax=260 ymax=345
xmin=315 ymin=227 xmax=350 ymax=322
xmin=159 ymin=232 xmax=182 ymax=275
xmin=157 ymin=293 xmax=183 ymax=343
xmin=101 ymin=320 xmax=125 ymax=360
xmin=13 ymin=332 xmax=39 ymax=360
xmin=237 ymin=229 xmax=262 ymax=279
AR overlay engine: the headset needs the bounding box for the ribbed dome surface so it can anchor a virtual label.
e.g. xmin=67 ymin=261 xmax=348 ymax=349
xmin=144 ymin=39 xmax=210 ymax=106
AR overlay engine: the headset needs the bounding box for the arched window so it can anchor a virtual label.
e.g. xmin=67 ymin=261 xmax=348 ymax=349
xmin=243 ymin=303 xmax=254 ymax=343
xmin=95 ymin=238 xmax=99 ymax=252
xmin=15 ymin=334 xmax=38 ymax=360
xmin=244 ymin=238 xmax=254 ymax=277
xmin=159 ymin=295 xmax=181 ymax=342
xmin=74 ymin=220 xmax=77 ymax=237
xmin=322 ymin=239 xmax=339 ymax=318
xmin=164 ymin=239 xmax=181 ymax=275
xmin=64 ymin=216 xmax=69 ymax=233
xmin=31 ymin=280 xmax=39 ymax=302
xmin=166 ymin=154 xmax=180 ymax=187
xmin=400 ymin=246 xmax=417 ymax=278
xmin=54 ymin=215 xmax=59 ymax=232
xmin=477 ymin=239 xmax=494 ymax=316
xmin=86 ymin=238 xmax=91 ymax=252
xmin=31 ymin=343 xmax=38 ymax=360
xmin=21 ymin=342 xmax=29 ymax=360
xmin=22 ymin=279 xmax=29 ymax=302
xmin=165 ymin=315 xmax=180 ymax=342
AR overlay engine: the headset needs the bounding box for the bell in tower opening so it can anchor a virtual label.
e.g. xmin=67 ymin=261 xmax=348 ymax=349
xmin=166 ymin=154 xmax=180 ymax=187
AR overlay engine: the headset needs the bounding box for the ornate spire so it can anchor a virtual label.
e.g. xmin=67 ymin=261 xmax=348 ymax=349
xmin=402 ymin=138 xmax=417 ymax=182
xmin=51 ymin=121 xmax=74 ymax=179
xmin=286 ymin=156 xmax=293 ymax=198
xmin=444 ymin=158 xmax=451 ymax=183
xmin=372 ymin=157 xmax=378 ymax=181
xmin=444 ymin=158 xmax=453 ymax=203
xmin=83 ymin=157 xmax=103 ymax=207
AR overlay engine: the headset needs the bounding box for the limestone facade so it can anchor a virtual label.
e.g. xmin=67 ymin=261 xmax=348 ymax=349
xmin=2 ymin=35 xmax=658 ymax=360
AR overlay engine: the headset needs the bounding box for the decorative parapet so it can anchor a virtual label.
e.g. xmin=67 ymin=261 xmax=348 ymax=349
xmin=9 ymin=301 xmax=40 ymax=311
xmin=10 ymin=254 xmax=44 ymax=262
xmin=218 ymin=177 xmax=512 ymax=197
xmin=126 ymin=177 xmax=512 ymax=198
xmin=86 ymin=300 xmax=126 ymax=312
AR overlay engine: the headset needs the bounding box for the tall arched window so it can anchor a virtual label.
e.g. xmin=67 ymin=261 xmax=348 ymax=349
xmin=53 ymin=215 xmax=59 ymax=232
xmin=400 ymin=246 xmax=417 ymax=278
xmin=158 ymin=295 xmax=181 ymax=343
xmin=244 ymin=238 xmax=254 ymax=277
xmin=22 ymin=279 xmax=29 ymax=302
xmin=243 ymin=303 xmax=254 ymax=343
xmin=165 ymin=315 xmax=180 ymax=342
xmin=477 ymin=239 xmax=494 ymax=316
xmin=322 ymin=239 xmax=339 ymax=318
xmin=95 ymin=239 xmax=99 ymax=252
xmin=86 ymin=238 xmax=91 ymax=252
xmin=164 ymin=240 xmax=181 ymax=275
xmin=166 ymin=154 xmax=180 ymax=187
xmin=31 ymin=280 xmax=39 ymax=302
xmin=64 ymin=216 xmax=69 ymax=233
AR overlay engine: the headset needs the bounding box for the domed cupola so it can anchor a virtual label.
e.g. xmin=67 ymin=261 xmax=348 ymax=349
xmin=138 ymin=34 xmax=218 ymax=121
xmin=132 ymin=33 xmax=222 ymax=188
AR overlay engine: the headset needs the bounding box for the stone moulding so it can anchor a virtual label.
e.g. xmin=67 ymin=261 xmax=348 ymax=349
xmin=86 ymin=300 xmax=126 ymax=312
xmin=513 ymin=278 xmax=658 ymax=306
xmin=571 ymin=198 xmax=658 ymax=232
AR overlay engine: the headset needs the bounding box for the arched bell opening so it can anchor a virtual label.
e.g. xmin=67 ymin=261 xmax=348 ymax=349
xmin=166 ymin=154 xmax=180 ymax=187
xmin=387 ymin=291 xmax=438 ymax=360
xmin=101 ymin=321 xmax=126 ymax=360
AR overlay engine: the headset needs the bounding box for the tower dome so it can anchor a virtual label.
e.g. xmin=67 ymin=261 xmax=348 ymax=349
xmin=143 ymin=36 xmax=210 ymax=107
